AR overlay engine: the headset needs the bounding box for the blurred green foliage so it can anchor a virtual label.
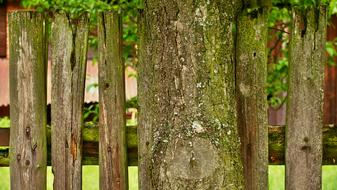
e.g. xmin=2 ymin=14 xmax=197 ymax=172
xmin=21 ymin=0 xmax=142 ymax=15
xmin=19 ymin=0 xmax=337 ymax=109
xmin=267 ymin=1 xmax=337 ymax=107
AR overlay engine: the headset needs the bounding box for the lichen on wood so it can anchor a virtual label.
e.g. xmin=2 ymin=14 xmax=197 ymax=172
xmin=50 ymin=12 xmax=89 ymax=190
xmin=8 ymin=11 xmax=47 ymax=190
xmin=236 ymin=4 xmax=269 ymax=190
xmin=98 ymin=11 xmax=128 ymax=190
xmin=286 ymin=4 xmax=327 ymax=190
xmin=138 ymin=1 xmax=244 ymax=189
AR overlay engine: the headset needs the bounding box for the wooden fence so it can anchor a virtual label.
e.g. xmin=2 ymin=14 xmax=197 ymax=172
xmin=0 ymin=8 xmax=334 ymax=190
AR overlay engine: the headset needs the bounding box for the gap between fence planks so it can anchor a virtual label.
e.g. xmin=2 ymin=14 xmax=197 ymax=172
xmin=1 ymin=125 xmax=337 ymax=166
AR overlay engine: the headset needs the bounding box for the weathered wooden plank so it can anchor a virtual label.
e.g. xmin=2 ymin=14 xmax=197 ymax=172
xmin=98 ymin=12 xmax=128 ymax=190
xmin=2 ymin=125 xmax=337 ymax=166
xmin=286 ymin=5 xmax=327 ymax=190
xmin=8 ymin=11 xmax=47 ymax=190
xmin=236 ymin=4 xmax=269 ymax=190
xmin=51 ymin=13 xmax=89 ymax=190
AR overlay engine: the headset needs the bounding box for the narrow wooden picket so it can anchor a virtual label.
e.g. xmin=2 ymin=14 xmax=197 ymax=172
xmin=286 ymin=5 xmax=327 ymax=190
xmin=50 ymin=13 xmax=89 ymax=190
xmin=8 ymin=11 xmax=47 ymax=190
xmin=236 ymin=6 xmax=269 ymax=190
xmin=98 ymin=12 xmax=128 ymax=190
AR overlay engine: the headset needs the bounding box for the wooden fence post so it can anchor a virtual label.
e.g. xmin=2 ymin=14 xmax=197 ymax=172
xmin=51 ymin=13 xmax=89 ymax=190
xmin=98 ymin=12 xmax=128 ymax=190
xmin=236 ymin=3 xmax=269 ymax=190
xmin=286 ymin=4 xmax=327 ymax=190
xmin=9 ymin=11 xmax=47 ymax=190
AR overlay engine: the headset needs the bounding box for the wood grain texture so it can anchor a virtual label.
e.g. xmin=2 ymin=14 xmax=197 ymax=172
xmin=8 ymin=11 xmax=47 ymax=190
xmin=138 ymin=1 xmax=244 ymax=189
xmin=51 ymin=13 xmax=89 ymax=190
xmin=286 ymin=5 xmax=327 ymax=190
xmin=236 ymin=6 xmax=269 ymax=190
xmin=98 ymin=12 xmax=128 ymax=190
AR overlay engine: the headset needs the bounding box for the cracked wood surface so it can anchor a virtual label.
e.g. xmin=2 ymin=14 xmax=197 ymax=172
xmin=286 ymin=5 xmax=327 ymax=190
xmin=98 ymin=12 xmax=128 ymax=190
xmin=51 ymin=13 xmax=89 ymax=190
xmin=8 ymin=11 xmax=47 ymax=190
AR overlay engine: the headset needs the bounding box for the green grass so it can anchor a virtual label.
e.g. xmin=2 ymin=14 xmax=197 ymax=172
xmin=0 ymin=117 xmax=10 ymax=128
xmin=0 ymin=166 xmax=138 ymax=190
xmin=0 ymin=166 xmax=336 ymax=189
xmin=268 ymin=166 xmax=337 ymax=190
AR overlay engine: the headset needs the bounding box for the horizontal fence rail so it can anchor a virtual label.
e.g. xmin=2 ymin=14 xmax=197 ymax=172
xmin=1 ymin=125 xmax=337 ymax=166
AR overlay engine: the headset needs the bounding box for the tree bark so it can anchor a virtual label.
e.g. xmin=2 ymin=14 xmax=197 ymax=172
xmin=236 ymin=5 xmax=269 ymax=190
xmin=286 ymin=4 xmax=327 ymax=190
xmin=51 ymin=13 xmax=89 ymax=190
xmin=8 ymin=11 xmax=47 ymax=190
xmin=98 ymin=12 xmax=128 ymax=190
xmin=138 ymin=1 xmax=244 ymax=189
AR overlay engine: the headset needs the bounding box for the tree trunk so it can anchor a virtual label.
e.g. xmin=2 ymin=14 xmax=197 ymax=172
xmin=138 ymin=1 xmax=244 ymax=189
xmin=286 ymin=4 xmax=327 ymax=190
xmin=236 ymin=2 xmax=270 ymax=190
xmin=51 ymin=13 xmax=89 ymax=190
xmin=8 ymin=11 xmax=47 ymax=190
xmin=98 ymin=12 xmax=128 ymax=190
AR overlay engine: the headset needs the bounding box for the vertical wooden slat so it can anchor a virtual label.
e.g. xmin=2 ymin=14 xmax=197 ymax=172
xmin=51 ymin=13 xmax=88 ymax=190
xmin=286 ymin=5 xmax=327 ymax=190
xmin=98 ymin=12 xmax=128 ymax=190
xmin=236 ymin=6 xmax=269 ymax=190
xmin=9 ymin=11 xmax=47 ymax=190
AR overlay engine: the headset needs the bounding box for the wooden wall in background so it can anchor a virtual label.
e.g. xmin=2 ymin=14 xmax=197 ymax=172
xmin=324 ymin=15 xmax=337 ymax=124
xmin=0 ymin=3 xmax=7 ymax=58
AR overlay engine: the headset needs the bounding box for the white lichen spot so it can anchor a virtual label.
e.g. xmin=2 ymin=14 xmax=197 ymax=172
xmin=227 ymin=130 xmax=231 ymax=135
xmin=174 ymin=77 xmax=180 ymax=90
xmin=180 ymin=57 xmax=185 ymax=62
xmin=239 ymin=83 xmax=251 ymax=97
xmin=163 ymin=139 xmax=168 ymax=143
xmin=173 ymin=20 xmax=184 ymax=31
xmin=196 ymin=83 xmax=202 ymax=88
xmin=192 ymin=121 xmax=205 ymax=133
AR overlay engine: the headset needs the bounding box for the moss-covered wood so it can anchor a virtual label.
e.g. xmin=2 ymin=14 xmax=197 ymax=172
xmin=8 ymin=11 xmax=47 ymax=190
xmin=98 ymin=12 xmax=128 ymax=190
xmin=286 ymin=4 xmax=327 ymax=190
xmin=236 ymin=3 xmax=269 ymax=190
xmin=50 ymin=13 xmax=89 ymax=190
xmin=2 ymin=125 xmax=337 ymax=166
xmin=139 ymin=1 xmax=244 ymax=189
